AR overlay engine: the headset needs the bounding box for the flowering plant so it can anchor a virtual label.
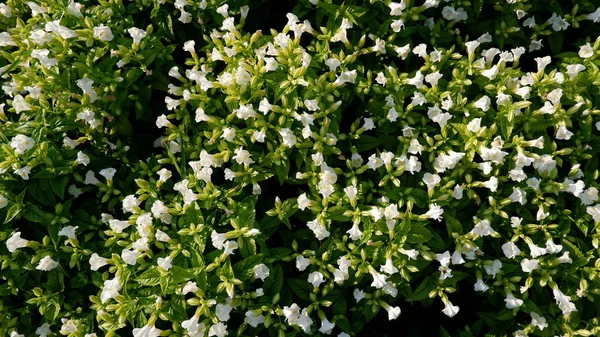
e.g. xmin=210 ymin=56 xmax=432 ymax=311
xmin=2 ymin=0 xmax=600 ymax=336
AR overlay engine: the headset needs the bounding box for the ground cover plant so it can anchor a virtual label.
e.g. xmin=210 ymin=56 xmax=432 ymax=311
xmin=2 ymin=0 xmax=600 ymax=336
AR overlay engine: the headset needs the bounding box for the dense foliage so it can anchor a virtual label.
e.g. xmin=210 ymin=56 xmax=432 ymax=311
xmin=2 ymin=0 xmax=600 ymax=336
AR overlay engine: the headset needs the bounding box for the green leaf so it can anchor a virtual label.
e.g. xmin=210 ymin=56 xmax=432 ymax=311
xmin=264 ymin=265 xmax=283 ymax=297
xmin=355 ymin=135 xmax=383 ymax=153
xmin=445 ymin=214 xmax=463 ymax=236
xmin=333 ymin=297 xmax=347 ymax=315
xmin=50 ymin=176 xmax=69 ymax=199
xmin=407 ymin=277 xmax=436 ymax=301
xmin=4 ymin=204 xmax=21 ymax=224
xmin=275 ymin=160 xmax=290 ymax=185
xmin=547 ymin=31 xmax=564 ymax=55
xmin=407 ymin=224 xmax=433 ymax=244
xmin=287 ymin=278 xmax=311 ymax=301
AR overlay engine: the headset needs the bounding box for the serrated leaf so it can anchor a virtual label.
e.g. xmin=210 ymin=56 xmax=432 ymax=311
xmin=445 ymin=213 xmax=463 ymax=236
xmin=264 ymin=265 xmax=283 ymax=297
xmin=407 ymin=277 xmax=436 ymax=301
xmin=50 ymin=175 xmax=69 ymax=199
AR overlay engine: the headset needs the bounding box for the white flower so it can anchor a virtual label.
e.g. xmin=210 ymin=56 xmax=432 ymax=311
xmin=279 ymin=128 xmax=297 ymax=147
xmin=474 ymin=279 xmax=489 ymax=292
xmin=481 ymin=65 xmax=499 ymax=80
xmin=76 ymin=151 xmax=90 ymax=166
xmin=59 ymin=318 xmax=78 ymax=334
xmin=423 ymin=173 xmax=441 ymax=190
xmin=436 ymin=250 xmax=452 ymax=267
xmin=505 ymin=293 xmax=523 ymax=309
xmin=245 ymin=311 xmax=265 ymax=328
xmin=45 ymin=20 xmax=78 ymax=39
xmin=10 ymin=134 xmax=35 ymax=154
xmin=528 ymin=243 xmax=547 ymax=258
xmin=371 ymin=271 xmax=387 ymax=289
xmin=307 ymin=219 xmax=330 ymax=240
xmin=36 ymin=256 xmax=58 ymax=271
xmin=121 ymin=249 xmax=140 ymax=265
xmin=182 ymin=281 xmax=199 ymax=295
xmin=578 ymin=43 xmax=594 ymax=58
xmin=156 ymin=114 xmax=171 ymax=128
xmin=76 ymin=78 xmax=98 ymax=103
xmin=484 ymin=259 xmax=502 ymax=278
xmin=157 ymin=256 xmax=172 ymax=270
xmin=545 ymin=239 xmax=563 ymax=254
xmin=89 ymin=253 xmax=108 ymax=271
xmin=502 ymin=242 xmax=521 ymax=259
xmin=319 ymin=318 xmax=335 ymax=334
xmin=132 ymin=325 xmax=162 ymax=337
xmin=58 ymin=226 xmax=78 ymax=240
xmin=380 ymin=258 xmax=398 ymax=275
xmin=128 ymin=27 xmax=147 ymax=45
xmin=14 ymin=166 xmax=32 ymax=180
xmin=442 ymin=300 xmax=460 ymax=317
xmin=36 ymin=323 xmax=52 ymax=337
xmin=425 ymin=203 xmax=444 ymax=222
xmin=384 ymin=305 xmax=401 ymax=320
xmin=253 ymin=264 xmax=270 ymax=281
xmin=100 ymin=276 xmax=121 ymax=303
xmin=233 ymin=147 xmax=254 ymax=166
xmin=297 ymin=193 xmax=312 ymax=210
xmin=208 ymin=322 xmax=228 ymax=337
xmin=352 ymin=289 xmax=366 ymax=302
xmin=93 ymin=25 xmax=114 ymax=41
xmin=308 ymin=271 xmax=325 ymax=288
xmin=521 ymin=258 xmax=539 ymax=273
xmin=471 ymin=219 xmax=496 ymax=236
xmin=156 ymin=168 xmax=172 ymax=183
xmin=558 ymin=252 xmax=572 ymax=264
xmin=552 ymin=287 xmax=577 ymax=316
xmin=587 ymin=8 xmax=600 ymax=22
xmin=530 ymin=312 xmax=548 ymax=330
xmin=296 ymin=255 xmax=310 ymax=271
xmin=122 ymin=195 xmax=140 ymax=213
xmin=534 ymin=56 xmax=551 ymax=73
xmin=182 ymin=315 xmax=206 ymax=337
xmin=6 ymin=232 xmax=29 ymax=253
xmin=264 ymin=57 xmax=279 ymax=71
xmin=586 ymin=204 xmax=600 ymax=222
xmin=223 ymin=241 xmax=238 ymax=256
xmin=566 ymin=64 xmax=586 ymax=79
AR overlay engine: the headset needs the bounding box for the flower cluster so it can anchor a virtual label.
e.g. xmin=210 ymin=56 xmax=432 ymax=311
xmin=2 ymin=0 xmax=600 ymax=336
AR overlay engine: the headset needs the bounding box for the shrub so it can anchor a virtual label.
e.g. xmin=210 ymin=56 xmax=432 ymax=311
xmin=2 ymin=0 xmax=600 ymax=336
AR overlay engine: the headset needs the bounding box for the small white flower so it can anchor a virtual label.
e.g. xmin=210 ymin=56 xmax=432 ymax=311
xmin=37 ymin=256 xmax=58 ymax=271
xmin=502 ymin=242 xmax=521 ymax=259
xmin=521 ymin=258 xmax=539 ymax=273
xmin=99 ymin=168 xmax=117 ymax=181
xmin=128 ymin=27 xmax=147 ymax=45
xmin=132 ymin=325 xmax=162 ymax=337
xmin=157 ymin=256 xmax=172 ymax=270
xmin=253 ymin=264 xmax=270 ymax=281
xmin=121 ymin=249 xmax=140 ymax=265
xmin=296 ymin=255 xmax=310 ymax=271
xmin=308 ymin=271 xmax=325 ymax=288
xmin=6 ymin=232 xmax=29 ymax=253
xmin=504 ymin=293 xmax=523 ymax=309
xmin=10 ymin=134 xmax=35 ymax=154
xmin=578 ymin=42 xmax=594 ymax=58
xmin=442 ymin=300 xmax=460 ymax=317
xmin=474 ymin=279 xmax=489 ymax=292
xmin=76 ymin=151 xmax=90 ymax=166
xmin=93 ymin=25 xmax=114 ymax=41
xmin=89 ymin=253 xmax=109 ymax=271
xmin=58 ymin=226 xmax=78 ymax=240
